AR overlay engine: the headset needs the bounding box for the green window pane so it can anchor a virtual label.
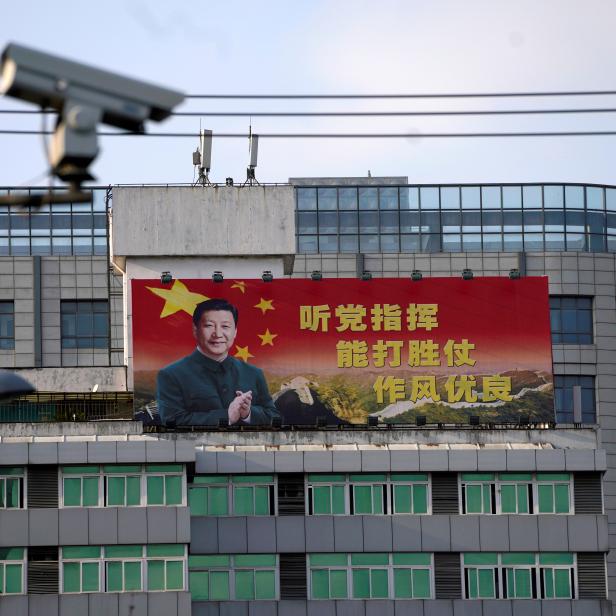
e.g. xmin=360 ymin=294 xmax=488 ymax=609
xmin=6 ymin=478 xmax=19 ymax=508
xmin=63 ymin=562 xmax=80 ymax=592
xmin=82 ymin=477 xmax=99 ymax=506
xmin=193 ymin=475 xmax=227 ymax=484
xmin=392 ymin=554 xmax=431 ymax=566
xmin=394 ymin=485 xmax=411 ymax=513
xmin=126 ymin=476 xmax=141 ymax=506
xmin=555 ymin=484 xmax=570 ymax=513
xmin=413 ymin=484 xmax=428 ymax=514
xmin=208 ymin=486 xmax=228 ymax=515
xmin=464 ymin=553 xmax=498 ymax=566
xmin=106 ymin=561 xmax=123 ymax=592
xmin=517 ymin=484 xmax=529 ymax=513
xmin=147 ymin=544 xmax=185 ymax=558
xmin=538 ymin=484 xmax=554 ymax=513
xmin=555 ymin=569 xmax=571 ymax=598
xmin=0 ymin=548 xmax=23 ymax=561
xmin=371 ymin=569 xmax=388 ymax=598
xmin=210 ymin=570 xmax=229 ymax=600
xmin=234 ymin=486 xmax=254 ymax=515
xmin=165 ymin=475 xmax=182 ymax=505
xmin=310 ymin=554 xmax=348 ymax=567
xmin=514 ymin=569 xmax=532 ymax=598
xmin=235 ymin=570 xmax=255 ymax=599
xmin=482 ymin=484 xmax=492 ymax=513
xmin=189 ymin=488 xmax=207 ymax=515
xmin=190 ymin=571 xmax=209 ymax=600
xmin=478 ymin=569 xmax=495 ymax=598
xmin=125 ymin=561 xmax=142 ymax=591
xmin=465 ymin=484 xmax=483 ymax=513
xmin=0 ymin=480 xmax=4 ymax=508
xmin=62 ymin=465 xmax=99 ymax=474
xmin=189 ymin=555 xmax=230 ymax=568
xmin=147 ymin=560 xmax=165 ymax=591
xmin=107 ymin=476 xmax=125 ymax=506
xmin=233 ymin=475 xmax=274 ymax=483
xmin=413 ymin=569 xmax=431 ymax=598
xmin=539 ymin=553 xmax=574 ymax=565
xmin=332 ymin=485 xmax=345 ymax=514
xmin=63 ymin=478 xmax=82 ymax=506
xmin=308 ymin=474 xmax=346 ymax=482
xmin=500 ymin=485 xmax=516 ymax=512
xmin=352 ymin=568 xmax=370 ymax=598
xmin=255 ymin=570 xmax=276 ymax=599
xmin=103 ymin=465 xmax=141 ymax=474
xmin=537 ymin=473 xmax=571 ymax=482
xmin=82 ymin=562 xmax=99 ymax=592
xmin=147 ymin=476 xmax=165 ymax=505
xmin=5 ymin=564 xmax=21 ymax=594
xmin=234 ymin=555 xmax=276 ymax=567
xmin=394 ymin=569 xmax=412 ymax=598
xmin=62 ymin=546 xmax=101 ymax=559
xmin=254 ymin=486 xmax=270 ymax=515
xmin=354 ymin=486 xmax=372 ymax=514
xmin=351 ymin=554 xmax=389 ymax=566
xmin=372 ymin=486 xmax=384 ymax=514
xmin=313 ymin=486 xmax=331 ymax=515
xmin=391 ymin=473 xmax=428 ymax=482
xmin=467 ymin=568 xmax=478 ymax=599
xmin=500 ymin=473 xmax=533 ymax=481
xmin=506 ymin=568 xmax=514 ymax=596
xmin=105 ymin=545 xmax=142 ymax=558
xmin=145 ymin=464 xmax=183 ymax=473
xmin=462 ymin=473 xmax=495 ymax=481
xmin=350 ymin=474 xmax=387 ymax=482
xmin=0 ymin=467 xmax=24 ymax=476
xmin=166 ymin=561 xmax=184 ymax=590
xmin=312 ymin=569 xmax=329 ymax=599
xmin=544 ymin=568 xmax=554 ymax=598
xmin=501 ymin=553 xmax=535 ymax=565
xmin=330 ymin=569 xmax=347 ymax=599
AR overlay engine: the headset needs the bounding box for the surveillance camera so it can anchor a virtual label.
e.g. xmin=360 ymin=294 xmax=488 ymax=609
xmin=1 ymin=42 xmax=184 ymax=132
xmin=0 ymin=42 xmax=184 ymax=187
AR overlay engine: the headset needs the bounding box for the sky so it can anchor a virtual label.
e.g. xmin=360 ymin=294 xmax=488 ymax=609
xmin=2 ymin=0 xmax=616 ymax=188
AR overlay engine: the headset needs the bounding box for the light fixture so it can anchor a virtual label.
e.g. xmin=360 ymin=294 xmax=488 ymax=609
xmin=262 ymin=270 xmax=273 ymax=282
xmin=509 ymin=268 xmax=521 ymax=280
xmin=469 ymin=415 xmax=480 ymax=426
xmin=311 ymin=270 xmax=322 ymax=281
xmin=416 ymin=415 xmax=426 ymax=426
xmin=368 ymin=416 xmax=378 ymax=427
xmin=225 ymin=177 xmax=234 ymax=186
xmin=212 ymin=271 xmax=224 ymax=283
xmin=462 ymin=268 xmax=474 ymax=280
xmin=411 ymin=269 xmax=423 ymax=281
xmin=361 ymin=271 xmax=372 ymax=281
xmin=160 ymin=271 xmax=173 ymax=284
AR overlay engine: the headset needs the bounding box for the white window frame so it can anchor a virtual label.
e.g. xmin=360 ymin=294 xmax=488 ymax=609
xmin=0 ymin=469 xmax=25 ymax=510
xmin=0 ymin=549 xmax=27 ymax=595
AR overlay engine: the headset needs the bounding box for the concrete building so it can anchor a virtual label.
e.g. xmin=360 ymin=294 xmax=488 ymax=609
xmin=0 ymin=181 xmax=613 ymax=615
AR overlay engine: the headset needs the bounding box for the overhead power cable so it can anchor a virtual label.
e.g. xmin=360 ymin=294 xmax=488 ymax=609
xmin=4 ymin=129 xmax=616 ymax=138
xmin=184 ymin=89 xmax=616 ymax=99
xmin=4 ymin=107 xmax=616 ymax=118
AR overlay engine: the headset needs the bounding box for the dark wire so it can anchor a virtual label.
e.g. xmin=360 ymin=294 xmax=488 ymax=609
xmin=4 ymin=107 xmax=616 ymax=117
xmin=4 ymin=129 xmax=616 ymax=138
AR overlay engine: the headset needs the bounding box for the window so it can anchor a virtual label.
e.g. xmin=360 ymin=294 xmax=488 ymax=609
xmin=60 ymin=300 xmax=109 ymax=349
xmin=61 ymin=464 xmax=185 ymax=508
xmin=0 ymin=302 xmax=14 ymax=350
xmin=189 ymin=475 xmax=275 ymax=516
xmin=462 ymin=473 xmax=572 ymax=515
xmin=351 ymin=475 xmax=387 ymax=514
xmin=554 ymin=375 xmax=596 ymax=423
xmin=391 ymin=474 xmax=429 ymax=514
xmin=189 ymin=554 xmax=277 ymax=601
xmin=307 ymin=475 xmax=346 ymax=515
xmin=0 ymin=548 xmax=25 ymax=594
xmin=550 ymin=296 xmax=593 ymax=343
xmin=461 ymin=473 xmax=495 ymax=514
xmin=309 ymin=553 xmax=432 ymax=600
xmin=61 ymin=544 xmax=186 ymax=593
xmin=463 ymin=553 xmax=575 ymax=599
xmin=0 ymin=467 xmax=24 ymax=509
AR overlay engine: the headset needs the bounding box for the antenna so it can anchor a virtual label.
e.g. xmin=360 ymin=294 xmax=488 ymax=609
xmin=193 ymin=128 xmax=213 ymax=186
xmin=244 ymin=122 xmax=260 ymax=186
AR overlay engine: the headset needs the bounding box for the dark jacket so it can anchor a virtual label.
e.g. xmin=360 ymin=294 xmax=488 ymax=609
xmin=156 ymin=350 xmax=279 ymax=426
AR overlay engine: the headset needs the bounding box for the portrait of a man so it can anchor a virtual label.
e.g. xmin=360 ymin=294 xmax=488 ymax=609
xmin=156 ymin=298 xmax=280 ymax=426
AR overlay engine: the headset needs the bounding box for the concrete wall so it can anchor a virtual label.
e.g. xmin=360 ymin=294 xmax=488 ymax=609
xmin=111 ymin=186 xmax=296 ymax=259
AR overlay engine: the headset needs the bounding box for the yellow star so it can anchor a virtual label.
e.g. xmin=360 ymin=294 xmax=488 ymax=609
xmin=234 ymin=345 xmax=255 ymax=362
xmin=231 ymin=281 xmax=246 ymax=294
xmin=258 ymin=329 xmax=278 ymax=346
xmin=146 ymin=280 xmax=209 ymax=318
xmin=254 ymin=297 xmax=274 ymax=314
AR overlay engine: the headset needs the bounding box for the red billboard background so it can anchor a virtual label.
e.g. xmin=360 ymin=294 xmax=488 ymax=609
xmin=132 ymin=276 xmax=554 ymax=425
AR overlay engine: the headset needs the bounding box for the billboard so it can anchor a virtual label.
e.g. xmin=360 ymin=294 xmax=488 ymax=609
xmin=132 ymin=276 xmax=554 ymax=426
